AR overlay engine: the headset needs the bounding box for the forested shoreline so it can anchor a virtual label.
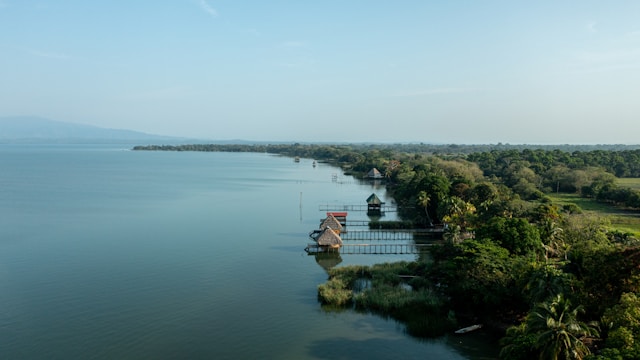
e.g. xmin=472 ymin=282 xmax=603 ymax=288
xmin=134 ymin=143 xmax=640 ymax=359
xmin=134 ymin=143 xmax=640 ymax=177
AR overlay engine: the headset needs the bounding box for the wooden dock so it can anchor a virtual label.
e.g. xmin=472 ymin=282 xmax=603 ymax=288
xmin=305 ymin=243 xmax=433 ymax=255
xmin=310 ymin=228 xmax=444 ymax=241
xmin=319 ymin=204 xmax=398 ymax=213
xmin=339 ymin=229 xmax=442 ymax=241
xmin=342 ymin=220 xmax=370 ymax=227
xmin=316 ymin=219 xmax=381 ymax=227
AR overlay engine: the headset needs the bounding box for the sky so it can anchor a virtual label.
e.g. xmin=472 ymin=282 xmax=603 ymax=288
xmin=1 ymin=1 xmax=639 ymax=144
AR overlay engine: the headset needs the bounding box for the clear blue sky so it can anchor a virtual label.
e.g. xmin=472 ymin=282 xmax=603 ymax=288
xmin=1 ymin=1 xmax=639 ymax=143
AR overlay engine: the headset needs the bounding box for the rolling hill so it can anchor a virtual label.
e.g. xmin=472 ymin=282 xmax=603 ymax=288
xmin=0 ymin=116 xmax=186 ymax=143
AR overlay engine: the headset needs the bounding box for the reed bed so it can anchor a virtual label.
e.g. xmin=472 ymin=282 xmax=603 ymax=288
xmin=317 ymin=261 xmax=456 ymax=336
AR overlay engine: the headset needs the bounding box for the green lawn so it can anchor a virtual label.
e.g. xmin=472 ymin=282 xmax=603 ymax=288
xmin=617 ymin=178 xmax=640 ymax=190
xmin=548 ymin=193 xmax=640 ymax=235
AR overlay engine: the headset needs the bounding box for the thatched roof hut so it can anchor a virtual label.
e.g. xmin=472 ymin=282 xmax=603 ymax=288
xmin=327 ymin=212 xmax=347 ymax=225
xmin=316 ymin=227 xmax=343 ymax=248
xmin=367 ymin=168 xmax=383 ymax=179
xmin=320 ymin=214 xmax=343 ymax=233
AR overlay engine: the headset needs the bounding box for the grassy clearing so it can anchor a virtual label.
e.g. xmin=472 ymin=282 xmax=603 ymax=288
xmin=548 ymin=193 xmax=640 ymax=235
xmin=617 ymin=178 xmax=640 ymax=190
xmin=550 ymin=193 xmax=619 ymax=212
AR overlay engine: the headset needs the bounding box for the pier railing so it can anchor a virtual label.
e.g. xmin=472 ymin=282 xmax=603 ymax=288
xmin=310 ymin=228 xmax=444 ymax=241
xmin=305 ymin=243 xmax=433 ymax=255
xmin=343 ymin=220 xmax=370 ymax=227
xmin=316 ymin=220 xmax=370 ymax=227
xmin=339 ymin=229 xmax=441 ymax=241
xmin=319 ymin=204 xmax=398 ymax=212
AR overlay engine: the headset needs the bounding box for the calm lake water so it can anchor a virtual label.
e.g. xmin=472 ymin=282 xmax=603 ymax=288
xmin=0 ymin=144 xmax=498 ymax=359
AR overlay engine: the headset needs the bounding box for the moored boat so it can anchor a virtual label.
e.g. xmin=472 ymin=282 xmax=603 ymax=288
xmin=454 ymin=324 xmax=483 ymax=334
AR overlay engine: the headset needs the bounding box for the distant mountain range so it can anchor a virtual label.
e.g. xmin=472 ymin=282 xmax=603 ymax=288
xmin=0 ymin=116 xmax=188 ymax=144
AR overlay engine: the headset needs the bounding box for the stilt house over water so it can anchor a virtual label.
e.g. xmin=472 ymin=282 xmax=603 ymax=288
xmin=320 ymin=213 xmax=343 ymax=234
xmin=326 ymin=212 xmax=347 ymax=226
xmin=315 ymin=227 xmax=343 ymax=248
xmin=366 ymin=193 xmax=384 ymax=214
xmin=367 ymin=168 xmax=383 ymax=179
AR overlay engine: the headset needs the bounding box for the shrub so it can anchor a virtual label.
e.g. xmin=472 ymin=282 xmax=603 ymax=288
xmin=317 ymin=278 xmax=352 ymax=306
xmin=606 ymin=326 xmax=634 ymax=350
xmin=562 ymin=203 xmax=583 ymax=214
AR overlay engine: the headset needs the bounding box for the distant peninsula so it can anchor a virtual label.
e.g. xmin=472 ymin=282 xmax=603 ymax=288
xmin=0 ymin=116 xmax=185 ymax=144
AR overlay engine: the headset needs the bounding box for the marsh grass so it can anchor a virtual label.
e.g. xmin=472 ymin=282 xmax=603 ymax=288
xmin=318 ymin=261 xmax=456 ymax=337
xmin=354 ymin=285 xmax=443 ymax=312
xmin=317 ymin=277 xmax=352 ymax=306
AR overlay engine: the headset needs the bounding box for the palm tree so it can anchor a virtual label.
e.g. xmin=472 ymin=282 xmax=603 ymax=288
xmin=540 ymin=220 xmax=567 ymax=261
xmin=441 ymin=196 xmax=476 ymax=231
xmin=417 ymin=191 xmax=433 ymax=227
xmin=385 ymin=160 xmax=399 ymax=178
xmin=524 ymin=265 xmax=572 ymax=306
xmin=443 ymin=224 xmax=462 ymax=244
xmin=526 ymin=294 xmax=598 ymax=360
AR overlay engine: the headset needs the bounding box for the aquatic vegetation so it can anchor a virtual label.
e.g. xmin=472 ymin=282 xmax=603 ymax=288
xmin=318 ymin=262 xmax=455 ymax=337
xmin=317 ymin=277 xmax=352 ymax=306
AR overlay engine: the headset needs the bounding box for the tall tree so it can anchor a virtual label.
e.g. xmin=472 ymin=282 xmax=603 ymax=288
xmin=417 ymin=191 xmax=433 ymax=227
xmin=526 ymin=294 xmax=598 ymax=360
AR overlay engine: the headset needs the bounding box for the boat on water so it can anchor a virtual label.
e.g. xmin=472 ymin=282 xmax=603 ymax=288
xmin=312 ymin=160 xmax=316 ymax=167
xmin=454 ymin=324 xmax=483 ymax=334
xmin=294 ymin=156 xmax=300 ymax=162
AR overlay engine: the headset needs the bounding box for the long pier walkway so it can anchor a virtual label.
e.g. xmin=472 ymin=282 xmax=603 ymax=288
xmin=305 ymin=243 xmax=433 ymax=255
xmin=309 ymin=228 xmax=445 ymax=241
xmin=342 ymin=220 xmax=370 ymax=227
xmin=319 ymin=204 xmax=398 ymax=212
xmin=339 ymin=229 xmax=442 ymax=241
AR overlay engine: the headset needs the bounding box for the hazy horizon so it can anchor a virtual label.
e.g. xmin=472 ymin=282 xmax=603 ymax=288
xmin=1 ymin=1 xmax=639 ymax=144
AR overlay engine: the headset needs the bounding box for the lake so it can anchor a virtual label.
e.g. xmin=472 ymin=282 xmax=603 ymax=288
xmin=0 ymin=144 xmax=498 ymax=359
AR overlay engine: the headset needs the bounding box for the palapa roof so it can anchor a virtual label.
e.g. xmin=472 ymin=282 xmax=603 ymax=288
xmin=320 ymin=214 xmax=343 ymax=231
xmin=316 ymin=227 xmax=343 ymax=247
xmin=367 ymin=168 xmax=383 ymax=178
xmin=366 ymin=193 xmax=383 ymax=205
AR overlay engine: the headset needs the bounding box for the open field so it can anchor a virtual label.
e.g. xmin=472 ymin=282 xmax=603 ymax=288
xmin=617 ymin=178 xmax=640 ymax=190
xmin=548 ymin=193 xmax=640 ymax=235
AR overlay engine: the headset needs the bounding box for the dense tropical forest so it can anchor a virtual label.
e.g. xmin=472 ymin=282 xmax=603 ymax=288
xmin=134 ymin=143 xmax=640 ymax=359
